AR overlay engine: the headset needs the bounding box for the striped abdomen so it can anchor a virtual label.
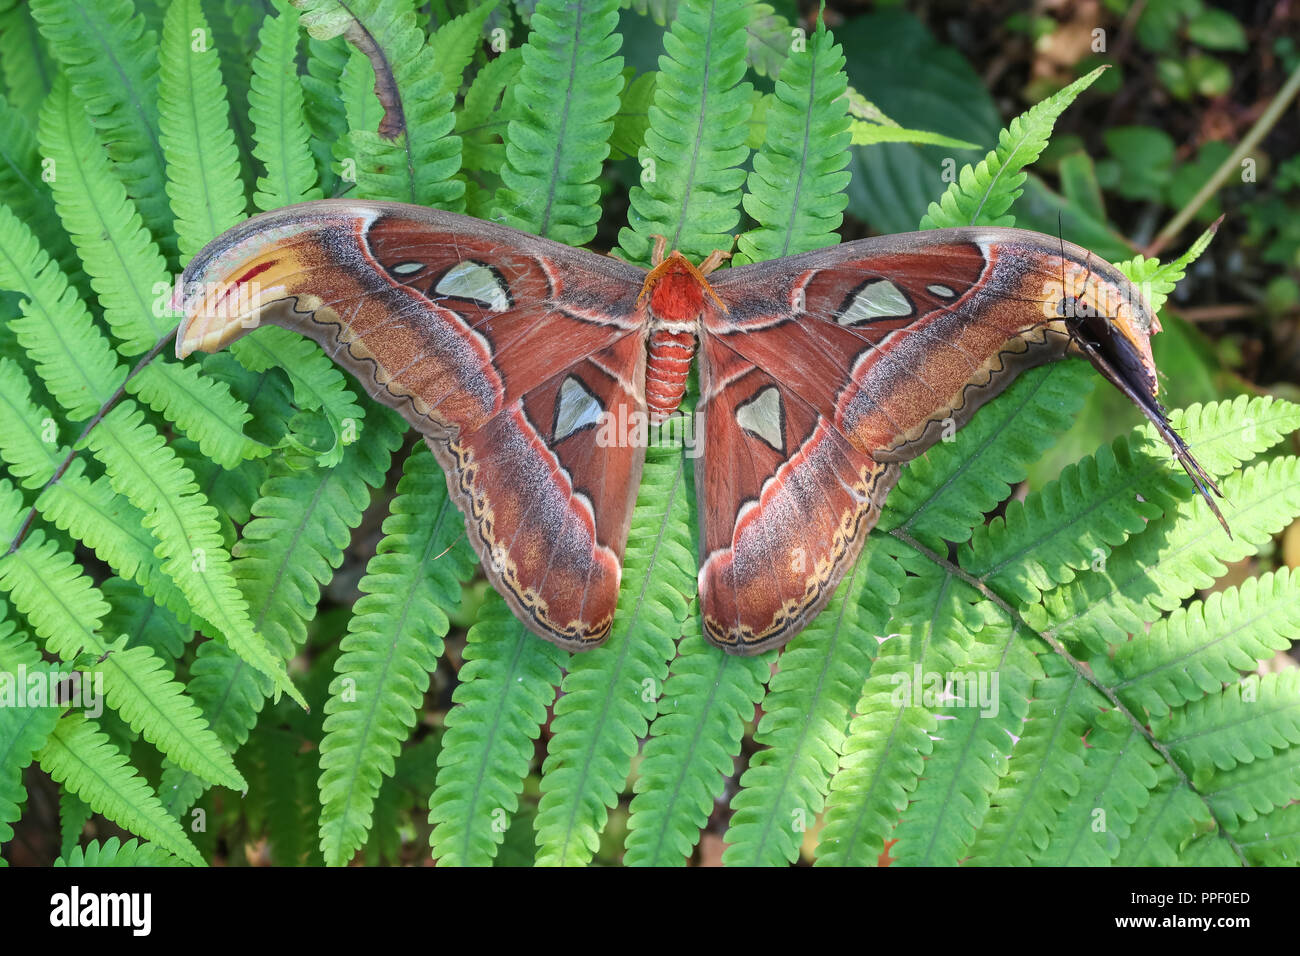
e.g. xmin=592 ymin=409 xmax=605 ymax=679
xmin=645 ymin=329 xmax=695 ymax=423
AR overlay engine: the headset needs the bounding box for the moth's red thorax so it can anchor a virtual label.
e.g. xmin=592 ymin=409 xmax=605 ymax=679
xmin=639 ymin=251 xmax=724 ymax=324
xmin=646 ymin=257 xmax=707 ymax=322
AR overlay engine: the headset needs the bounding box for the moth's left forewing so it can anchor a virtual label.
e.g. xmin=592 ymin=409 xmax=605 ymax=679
xmin=176 ymin=200 xmax=653 ymax=651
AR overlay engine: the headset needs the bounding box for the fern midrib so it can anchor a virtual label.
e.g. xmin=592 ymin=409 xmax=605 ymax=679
xmin=173 ymin=4 xmax=231 ymax=244
xmin=735 ymin=558 xmax=857 ymax=864
xmin=53 ymin=97 xmax=166 ymax=341
xmin=892 ymin=524 xmax=1249 ymax=865
xmin=0 ymin=242 xmax=118 ymax=415
xmin=967 ymin=123 xmax=1034 ymax=225
xmin=979 ymin=670 xmax=1086 ymax=865
xmin=328 ymin=496 xmax=453 ymax=862
xmin=551 ymin=455 xmax=685 ymax=865
xmin=450 ymin=625 xmax=531 ymax=866
xmin=668 ymin=0 xmax=718 ymax=254
xmin=535 ymin=3 xmax=583 ymax=239
xmin=67 ymin=0 xmax=166 ymax=174
xmin=1111 ymin=600 xmax=1286 ymax=700
xmin=775 ymin=53 xmax=816 ymax=261
xmin=639 ymin=645 xmax=732 ymax=865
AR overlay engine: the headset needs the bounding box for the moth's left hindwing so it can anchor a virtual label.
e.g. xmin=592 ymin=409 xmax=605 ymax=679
xmin=177 ymin=200 xmax=652 ymax=650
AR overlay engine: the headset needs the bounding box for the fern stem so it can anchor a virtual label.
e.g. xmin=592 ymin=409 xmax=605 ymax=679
xmin=5 ymin=327 xmax=176 ymax=558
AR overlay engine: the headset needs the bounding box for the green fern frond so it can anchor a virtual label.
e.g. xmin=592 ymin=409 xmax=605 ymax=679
xmin=85 ymin=404 xmax=305 ymax=707
xmin=293 ymin=0 xmax=469 ymax=209
xmin=234 ymin=404 xmax=402 ymax=662
xmin=0 ymin=202 xmax=125 ymax=421
xmin=126 ymin=361 xmax=271 ymax=470
xmin=608 ymin=68 xmax=655 ymax=162
xmin=0 ymin=356 xmax=62 ymax=487
xmin=964 ymin=396 xmax=1300 ymax=605
xmin=1030 ymin=457 xmax=1300 ymax=651
xmin=1112 ymin=766 xmax=1216 ymax=865
xmin=457 ymin=47 xmax=521 ymax=215
xmin=428 ymin=595 xmax=565 ymax=866
xmin=1117 ymin=218 xmax=1219 ymax=315
xmin=103 ymin=576 xmax=190 ymax=662
xmin=888 ymin=621 xmax=1041 ymax=865
xmin=492 ymin=0 xmax=623 ymax=245
xmin=814 ymin=635 xmax=936 ymax=866
xmin=36 ymin=462 xmax=194 ymax=630
xmin=318 ymin=443 xmax=476 ymax=866
xmin=1232 ymin=802 xmax=1300 ymax=865
xmin=159 ymin=641 xmax=266 ymax=818
xmin=427 ymin=0 xmax=499 ymax=101
xmin=230 ymin=327 xmax=367 ymax=469
xmin=302 ymin=34 xmax=351 ymax=196
xmin=963 ymin=653 xmax=1096 ymax=865
xmin=623 ymin=632 xmax=768 ymax=866
xmin=250 ymin=0 xmax=323 ymax=211
xmin=365 ymin=734 xmax=439 ymax=865
xmin=0 ymin=633 xmax=59 ymax=849
xmin=0 ymin=485 xmax=244 ymax=790
xmin=93 ymin=638 xmax=247 ymax=792
xmin=722 ymin=541 xmax=902 ymax=866
xmin=39 ymin=713 xmax=204 ymax=866
xmin=533 ymin=442 xmax=694 ymax=866
xmin=616 ymin=0 xmax=753 ymax=263
xmin=0 ymin=93 xmax=77 ymax=278
xmin=58 ymin=788 xmax=92 ymax=859
xmin=1203 ymin=742 xmax=1300 ymax=829
xmin=161 ymin=403 xmax=402 ymax=817
xmin=37 ymin=75 xmax=172 ymax=355
xmin=0 ymin=3 xmax=54 ymax=123
xmin=56 ymin=836 xmax=186 ymax=866
xmin=1154 ymin=395 xmax=1300 ymax=476
xmin=202 ymin=0 xmax=260 ymax=200
xmin=158 ymin=0 xmax=247 ymax=262
xmin=1093 ymin=570 xmax=1300 ymax=719
xmin=737 ymin=20 xmax=850 ymax=264
xmin=879 ymin=361 xmax=1093 ymax=551
xmin=1156 ymin=672 xmax=1300 ymax=781
xmin=29 ymin=0 xmax=174 ymax=256
xmin=1030 ymin=710 xmax=1160 ymax=864
xmin=920 ymin=67 xmax=1104 ymax=229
